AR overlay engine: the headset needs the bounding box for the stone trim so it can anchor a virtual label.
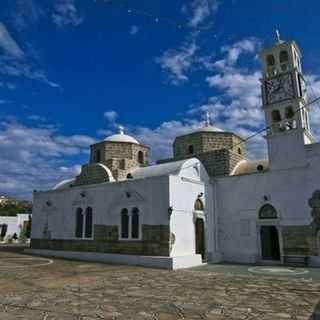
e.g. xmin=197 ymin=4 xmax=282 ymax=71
xmin=31 ymin=224 xmax=170 ymax=257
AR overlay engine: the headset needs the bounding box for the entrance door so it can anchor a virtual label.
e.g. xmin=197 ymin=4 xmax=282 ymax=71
xmin=260 ymin=226 xmax=280 ymax=261
xmin=195 ymin=218 xmax=205 ymax=260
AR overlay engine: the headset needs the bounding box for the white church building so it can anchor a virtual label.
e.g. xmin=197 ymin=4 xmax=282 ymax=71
xmin=30 ymin=36 xmax=320 ymax=269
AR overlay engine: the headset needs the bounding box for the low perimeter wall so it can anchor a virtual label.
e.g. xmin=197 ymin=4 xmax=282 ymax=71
xmin=26 ymin=249 xmax=203 ymax=270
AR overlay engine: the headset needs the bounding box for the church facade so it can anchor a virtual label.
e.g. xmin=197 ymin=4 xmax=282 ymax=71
xmin=30 ymin=37 xmax=320 ymax=269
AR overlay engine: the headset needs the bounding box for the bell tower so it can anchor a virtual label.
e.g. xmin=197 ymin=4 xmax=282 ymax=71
xmin=261 ymin=31 xmax=314 ymax=170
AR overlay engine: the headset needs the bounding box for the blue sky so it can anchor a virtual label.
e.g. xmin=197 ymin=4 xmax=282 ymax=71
xmin=1 ymin=0 xmax=320 ymax=199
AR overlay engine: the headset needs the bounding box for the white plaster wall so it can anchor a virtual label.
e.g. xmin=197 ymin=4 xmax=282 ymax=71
xmin=169 ymin=175 xmax=206 ymax=257
xmin=32 ymin=176 xmax=170 ymax=240
xmin=0 ymin=217 xmax=18 ymax=237
xmin=0 ymin=214 xmax=30 ymax=237
xmin=213 ymin=145 xmax=320 ymax=263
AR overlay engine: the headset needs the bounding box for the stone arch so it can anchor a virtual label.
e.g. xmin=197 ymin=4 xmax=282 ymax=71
xmin=259 ymin=204 xmax=278 ymax=220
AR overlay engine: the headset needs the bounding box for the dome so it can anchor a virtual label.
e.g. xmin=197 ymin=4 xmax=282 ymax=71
xmin=195 ymin=124 xmax=224 ymax=133
xmin=104 ymin=126 xmax=139 ymax=144
xmin=195 ymin=112 xmax=224 ymax=133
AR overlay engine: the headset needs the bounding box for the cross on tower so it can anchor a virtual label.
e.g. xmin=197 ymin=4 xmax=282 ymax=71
xmin=275 ymin=29 xmax=282 ymax=43
xmin=205 ymin=112 xmax=211 ymax=127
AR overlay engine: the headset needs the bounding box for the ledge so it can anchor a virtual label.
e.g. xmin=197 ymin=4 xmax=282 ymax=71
xmin=25 ymin=249 xmax=203 ymax=270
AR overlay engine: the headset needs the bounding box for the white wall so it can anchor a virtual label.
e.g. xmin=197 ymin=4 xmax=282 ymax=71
xmin=32 ymin=176 xmax=170 ymax=240
xmin=212 ymin=144 xmax=320 ymax=263
xmin=0 ymin=214 xmax=31 ymax=238
xmin=169 ymin=175 xmax=206 ymax=257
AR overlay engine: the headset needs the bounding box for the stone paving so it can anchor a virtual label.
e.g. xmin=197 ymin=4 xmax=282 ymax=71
xmin=0 ymin=251 xmax=320 ymax=319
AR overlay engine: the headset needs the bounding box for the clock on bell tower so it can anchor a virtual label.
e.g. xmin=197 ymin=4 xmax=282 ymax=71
xmin=260 ymin=31 xmax=314 ymax=170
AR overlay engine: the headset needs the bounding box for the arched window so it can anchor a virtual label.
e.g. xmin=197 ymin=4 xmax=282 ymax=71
xmin=138 ymin=151 xmax=144 ymax=164
xmin=85 ymin=207 xmax=93 ymax=238
xmin=280 ymin=50 xmax=289 ymax=63
xmin=267 ymin=55 xmax=275 ymax=66
xmin=259 ymin=204 xmax=278 ymax=219
xmin=75 ymin=208 xmax=83 ymax=238
xmin=272 ymin=110 xmax=282 ymax=122
xmin=121 ymin=208 xmax=129 ymax=239
xmin=285 ymin=106 xmax=295 ymax=119
xmin=238 ymin=147 xmax=242 ymax=155
xmin=131 ymin=208 xmax=139 ymax=239
xmin=194 ymin=199 xmax=205 ymax=211
xmin=188 ymin=145 xmax=194 ymax=154
xmin=95 ymin=149 xmax=101 ymax=163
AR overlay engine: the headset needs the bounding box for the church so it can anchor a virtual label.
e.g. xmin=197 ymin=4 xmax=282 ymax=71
xmin=30 ymin=36 xmax=320 ymax=269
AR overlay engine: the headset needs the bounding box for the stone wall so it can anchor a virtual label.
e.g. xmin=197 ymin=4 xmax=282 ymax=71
xmin=282 ymin=225 xmax=318 ymax=256
xmin=158 ymin=149 xmax=244 ymax=177
xmin=173 ymin=132 xmax=246 ymax=159
xmin=31 ymin=224 xmax=170 ymax=256
xmin=88 ymin=141 xmax=149 ymax=181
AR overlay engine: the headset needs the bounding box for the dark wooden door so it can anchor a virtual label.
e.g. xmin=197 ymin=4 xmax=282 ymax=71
xmin=195 ymin=218 xmax=205 ymax=260
xmin=261 ymin=226 xmax=280 ymax=260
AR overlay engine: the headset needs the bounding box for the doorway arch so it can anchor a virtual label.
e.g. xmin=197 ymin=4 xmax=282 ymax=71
xmin=258 ymin=204 xmax=281 ymax=261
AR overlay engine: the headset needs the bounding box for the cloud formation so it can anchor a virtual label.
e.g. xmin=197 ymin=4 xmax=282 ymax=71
xmin=52 ymin=0 xmax=83 ymax=28
xmin=0 ymin=21 xmax=60 ymax=88
xmin=183 ymin=0 xmax=219 ymax=28
xmin=0 ymin=23 xmax=25 ymax=59
xmin=0 ymin=119 xmax=95 ymax=199
xmin=156 ymin=36 xmax=199 ymax=85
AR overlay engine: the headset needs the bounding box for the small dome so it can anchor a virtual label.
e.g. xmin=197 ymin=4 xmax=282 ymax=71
xmin=196 ymin=124 xmax=224 ymax=133
xmin=195 ymin=112 xmax=223 ymax=133
xmin=104 ymin=126 xmax=139 ymax=144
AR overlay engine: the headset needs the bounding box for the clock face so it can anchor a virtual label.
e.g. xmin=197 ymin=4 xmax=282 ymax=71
xmin=265 ymin=73 xmax=295 ymax=105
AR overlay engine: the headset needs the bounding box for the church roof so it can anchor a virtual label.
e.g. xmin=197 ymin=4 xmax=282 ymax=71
xmin=131 ymin=158 xmax=208 ymax=181
xmin=104 ymin=126 xmax=139 ymax=144
xmin=231 ymin=160 xmax=269 ymax=176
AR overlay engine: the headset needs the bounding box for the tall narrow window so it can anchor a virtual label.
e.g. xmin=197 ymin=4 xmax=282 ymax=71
xmin=95 ymin=149 xmax=101 ymax=163
xmin=272 ymin=110 xmax=282 ymax=122
xmin=85 ymin=207 xmax=93 ymax=238
xmin=267 ymin=55 xmax=275 ymax=66
xmin=121 ymin=209 xmax=129 ymax=239
xmin=138 ymin=151 xmax=144 ymax=164
xmin=285 ymin=106 xmax=295 ymax=119
xmin=75 ymin=208 xmax=83 ymax=238
xmin=188 ymin=145 xmax=194 ymax=154
xmin=280 ymin=51 xmax=288 ymax=63
xmin=131 ymin=208 xmax=139 ymax=239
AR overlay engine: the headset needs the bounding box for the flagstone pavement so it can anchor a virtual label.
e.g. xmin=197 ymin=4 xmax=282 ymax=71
xmin=0 ymin=251 xmax=319 ymax=320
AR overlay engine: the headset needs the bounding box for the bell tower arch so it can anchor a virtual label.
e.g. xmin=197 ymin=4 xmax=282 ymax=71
xmin=261 ymin=31 xmax=314 ymax=170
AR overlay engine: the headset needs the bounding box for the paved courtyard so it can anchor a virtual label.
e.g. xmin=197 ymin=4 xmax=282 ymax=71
xmin=0 ymin=250 xmax=320 ymax=319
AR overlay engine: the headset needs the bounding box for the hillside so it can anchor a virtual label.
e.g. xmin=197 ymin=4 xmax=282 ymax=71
xmin=0 ymin=199 xmax=32 ymax=216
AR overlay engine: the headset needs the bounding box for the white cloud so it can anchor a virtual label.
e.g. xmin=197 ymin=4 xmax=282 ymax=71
xmin=14 ymin=0 xmax=44 ymax=30
xmin=104 ymin=110 xmax=118 ymax=123
xmin=0 ymin=120 xmax=95 ymax=199
xmin=129 ymin=25 xmax=139 ymax=36
xmin=52 ymin=0 xmax=83 ymax=28
xmin=0 ymin=22 xmax=24 ymax=59
xmin=183 ymin=0 xmax=219 ymax=28
xmin=0 ymin=22 xmax=60 ymax=88
xmin=156 ymin=36 xmax=198 ymax=85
